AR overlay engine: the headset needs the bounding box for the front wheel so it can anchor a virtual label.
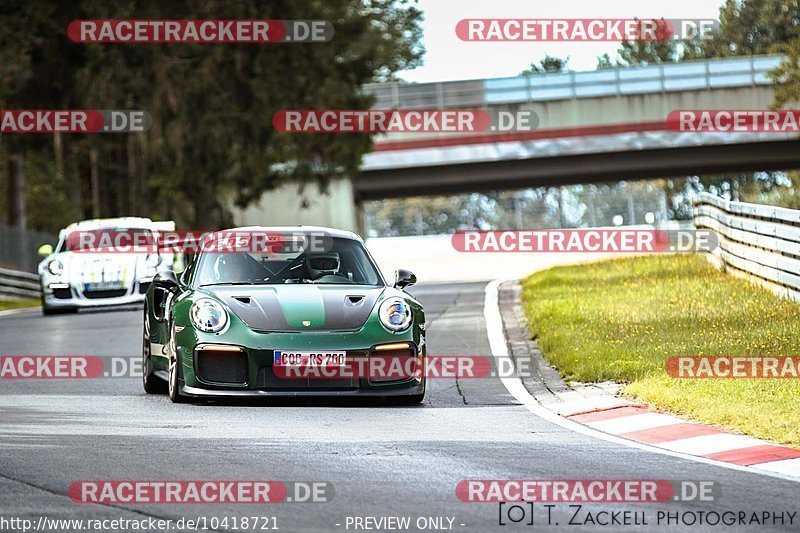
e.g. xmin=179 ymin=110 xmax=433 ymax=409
xmin=41 ymin=292 xmax=76 ymax=315
xmin=168 ymin=352 xmax=188 ymax=403
xmin=41 ymin=301 xmax=57 ymax=316
xmin=142 ymin=309 xmax=167 ymax=394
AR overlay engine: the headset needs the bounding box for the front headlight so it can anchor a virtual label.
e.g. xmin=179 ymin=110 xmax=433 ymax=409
xmin=190 ymin=298 xmax=228 ymax=333
xmin=379 ymin=297 xmax=412 ymax=332
xmin=47 ymin=259 xmax=63 ymax=275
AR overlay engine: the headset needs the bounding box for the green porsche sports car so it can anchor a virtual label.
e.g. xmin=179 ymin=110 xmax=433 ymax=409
xmin=141 ymin=226 xmax=426 ymax=404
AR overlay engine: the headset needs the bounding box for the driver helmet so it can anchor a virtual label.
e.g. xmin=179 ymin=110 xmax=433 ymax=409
xmin=306 ymin=252 xmax=340 ymax=279
xmin=213 ymin=254 xmax=249 ymax=282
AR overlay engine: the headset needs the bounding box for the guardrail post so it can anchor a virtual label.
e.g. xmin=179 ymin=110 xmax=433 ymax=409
xmin=570 ymin=71 xmax=576 ymax=99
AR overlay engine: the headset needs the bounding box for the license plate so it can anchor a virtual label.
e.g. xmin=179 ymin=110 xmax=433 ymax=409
xmin=84 ymin=281 xmax=125 ymax=292
xmin=273 ymin=351 xmax=347 ymax=367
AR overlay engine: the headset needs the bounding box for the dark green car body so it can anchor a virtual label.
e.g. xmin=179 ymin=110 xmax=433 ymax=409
xmin=141 ymin=227 xmax=426 ymax=404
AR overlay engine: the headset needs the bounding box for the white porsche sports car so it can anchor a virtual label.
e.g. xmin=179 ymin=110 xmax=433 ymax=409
xmin=37 ymin=217 xmax=177 ymax=315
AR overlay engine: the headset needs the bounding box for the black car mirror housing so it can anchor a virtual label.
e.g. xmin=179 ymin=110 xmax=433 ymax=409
xmin=394 ymin=269 xmax=417 ymax=289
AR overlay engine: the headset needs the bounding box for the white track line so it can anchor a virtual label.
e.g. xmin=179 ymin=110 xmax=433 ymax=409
xmin=483 ymin=278 xmax=800 ymax=483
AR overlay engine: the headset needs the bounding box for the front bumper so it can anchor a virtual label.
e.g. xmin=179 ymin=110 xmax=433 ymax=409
xmin=181 ymin=380 xmax=425 ymax=398
xmin=177 ymin=339 xmax=426 ymax=397
xmin=41 ymin=279 xmax=149 ymax=308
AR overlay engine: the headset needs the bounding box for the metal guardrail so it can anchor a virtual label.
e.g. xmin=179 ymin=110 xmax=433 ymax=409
xmin=0 ymin=266 xmax=40 ymax=299
xmin=0 ymin=222 xmax=57 ymax=273
xmin=693 ymin=192 xmax=800 ymax=301
xmin=365 ymin=54 xmax=783 ymax=109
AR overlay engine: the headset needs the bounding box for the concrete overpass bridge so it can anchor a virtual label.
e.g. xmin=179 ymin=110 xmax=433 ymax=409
xmin=234 ymin=55 xmax=800 ymax=232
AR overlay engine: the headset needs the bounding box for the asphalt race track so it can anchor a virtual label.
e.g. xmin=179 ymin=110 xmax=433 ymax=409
xmin=0 ymin=282 xmax=797 ymax=532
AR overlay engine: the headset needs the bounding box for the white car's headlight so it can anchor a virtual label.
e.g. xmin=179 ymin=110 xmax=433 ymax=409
xmin=47 ymin=259 xmax=63 ymax=275
xmin=379 ymin=297 xmax=412 ymax=332
xmin=190 ymin=298 xmax=228 ymax=333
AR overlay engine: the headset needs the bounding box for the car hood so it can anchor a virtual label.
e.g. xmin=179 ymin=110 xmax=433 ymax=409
xmin=205 ymin=284 xmax=386 ymax=331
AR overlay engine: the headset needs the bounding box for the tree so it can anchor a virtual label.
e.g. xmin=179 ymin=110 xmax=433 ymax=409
xmin=596 ymin=53 xmax=614 ymax=70
xmin=771 ymin=31 xmax=800 ymax=107
xmin=616 ymin=39 xmax=678 ymax=67
xmin=0 ymin=0 xmax=425 ymax=230
xmin=702 ymin=0 xmax=800 ymax=58
xmin=521 ymin=55 xmax=569 ymax=75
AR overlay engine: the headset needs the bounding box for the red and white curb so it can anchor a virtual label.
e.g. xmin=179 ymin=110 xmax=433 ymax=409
xmin=484 ymin=279 xmax=800 ymax=482
xmin=568 ymin=405 xmax=800 ymax=477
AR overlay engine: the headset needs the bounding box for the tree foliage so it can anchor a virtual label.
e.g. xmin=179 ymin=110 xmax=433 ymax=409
xmin=0 ymin=0 xmax=424 ymax=230
xmin=521 ymin=55 xmax=568 ymax=75
xmin=703 ymin=0 xmax=800 ymax=57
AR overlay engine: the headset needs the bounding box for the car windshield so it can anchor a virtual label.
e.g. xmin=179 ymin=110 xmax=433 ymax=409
xmin=195 ymin=233 xmax=383 ymax=286
xmin=62 ymin=228 xmax=155 ymax=252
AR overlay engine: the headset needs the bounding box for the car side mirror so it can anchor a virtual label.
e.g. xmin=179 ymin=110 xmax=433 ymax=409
xmin=38 ymin=244 xmax=53 ymax=257
xmin=394 ymin=269 xmax=416 ymax=289
xmin=153 ymin=270 xmax=179 ymax=291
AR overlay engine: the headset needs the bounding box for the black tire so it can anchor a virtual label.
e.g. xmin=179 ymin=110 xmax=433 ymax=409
xmin=142 ymin=307 xmax=167 ymax=394
xmin=168 ymin=351 xmax=188 ymax=403
xmin=41 ymin=296 xmax=75 ymax=316
xmin=41 ymin=291 xmax=57 ymax=316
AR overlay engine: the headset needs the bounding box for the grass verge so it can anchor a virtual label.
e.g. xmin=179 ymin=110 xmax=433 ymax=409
xmin=0 ymin=298 xmax=40 ymax=312
xmin=521 ymin=254 xmax=800 ymax=447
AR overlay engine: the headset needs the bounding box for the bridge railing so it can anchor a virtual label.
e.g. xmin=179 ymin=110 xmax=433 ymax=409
xmin=366 ymin=54 xmax=782 ymax=109
xmin=693 ymin=192 xmax=800 ymax=302
xmin=0 ymin=266 xmax=40 ymax=300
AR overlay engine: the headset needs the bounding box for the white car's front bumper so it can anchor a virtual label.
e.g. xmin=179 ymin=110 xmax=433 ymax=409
xmin=41 ymin=279 xmax=150 ymax=309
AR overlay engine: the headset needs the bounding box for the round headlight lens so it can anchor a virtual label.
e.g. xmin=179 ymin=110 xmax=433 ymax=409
xmin=47 ymin=260 xmax=63 ymax=275
xmin=190 ymin=298 xmax=228 ymax=333
xmin=379 ymin=298 xmax=412 ymax=332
